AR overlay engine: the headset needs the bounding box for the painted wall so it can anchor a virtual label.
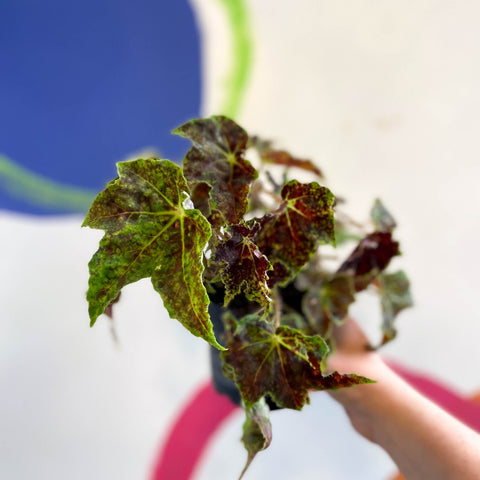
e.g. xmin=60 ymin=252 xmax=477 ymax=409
xmin=2 ymin=1 xmax=480 ymax=479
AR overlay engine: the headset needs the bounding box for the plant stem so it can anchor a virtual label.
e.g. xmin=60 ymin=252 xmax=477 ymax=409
xmin=273 ymin=286 xmax=282 ymax=329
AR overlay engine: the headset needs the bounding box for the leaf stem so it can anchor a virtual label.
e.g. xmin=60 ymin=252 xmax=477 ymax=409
xmin=335 ymin=208 xmax=368 ymax=234
xmin=273 ymin=286 xmax=282 ymax=329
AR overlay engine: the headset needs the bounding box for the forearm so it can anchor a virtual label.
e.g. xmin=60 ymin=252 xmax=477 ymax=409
xmin=333 ymin=364 xmax=480 ymax=479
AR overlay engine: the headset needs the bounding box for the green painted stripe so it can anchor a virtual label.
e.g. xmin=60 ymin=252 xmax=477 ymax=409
xmin=0 ymin=153 xmax=96 ymax=212
xmin=217 ymin=0 xmax=253 ymax=119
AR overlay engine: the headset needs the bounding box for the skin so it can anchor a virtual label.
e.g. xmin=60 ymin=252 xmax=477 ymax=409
xmin=327 ymin=319 xmax=480 ymax=480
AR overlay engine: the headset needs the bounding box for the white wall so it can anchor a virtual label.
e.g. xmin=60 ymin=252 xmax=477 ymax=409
xmin=2 ymin=1 xmax=480 ymax=479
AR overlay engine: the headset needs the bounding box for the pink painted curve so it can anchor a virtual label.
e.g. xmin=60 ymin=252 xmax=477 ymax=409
xmin=150 ymin=381 xmax=239 ymax=480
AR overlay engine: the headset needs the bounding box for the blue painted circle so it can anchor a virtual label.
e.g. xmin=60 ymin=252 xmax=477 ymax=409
xmin=0 ymin=0 xmax=202 ymax=214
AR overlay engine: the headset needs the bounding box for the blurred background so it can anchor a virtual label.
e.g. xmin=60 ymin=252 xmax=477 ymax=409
xmin=2 ymin=1 xmax=480 ymax=479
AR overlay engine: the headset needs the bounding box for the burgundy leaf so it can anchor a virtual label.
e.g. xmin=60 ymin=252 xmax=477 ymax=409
xmin=173 ymin=116 xmax=258 ymax=226
xmin=337 ymin=232 xmax=400 ymax=291
xmin=260 ymin=149 xmax=323 ymax=177
xmin=214 ymin=224 xmax=272 ymax=309
xmin=222 ymin=315 xmax=372 ymax=410
xmin=254 ymin=180 xmax=335 ymax=286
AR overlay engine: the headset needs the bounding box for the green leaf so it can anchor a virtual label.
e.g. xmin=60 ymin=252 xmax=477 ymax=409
xmin=173 ymin=116 xmax=258 ymax=226
xmin=83 ymin=158 xmax=224 ymax=350
xmin=303 ymin=274 xmax=356 ymax=337
xmin=321 ymin=275 xmax=356 ymax=325
xmin=371 ymin=198 xmax=397 ymax=233
xmin=254 ymin=180 xmax=335 ymax=285
xmin=222 ymin=315 xmax=372 ymax=409
xmin=213 ymin=223 xmax=272 ymax=309
xmin=239 ymin=398 xmax=272 ymax=480
xmin=378 ymin=270 xmax=413 ymax=346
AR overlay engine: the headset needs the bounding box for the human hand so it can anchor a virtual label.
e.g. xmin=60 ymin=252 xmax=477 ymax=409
xmin=327 ymin=318 xmax=396 ymax=442
xmin=327 ymin=318 xmax=480 ymax=480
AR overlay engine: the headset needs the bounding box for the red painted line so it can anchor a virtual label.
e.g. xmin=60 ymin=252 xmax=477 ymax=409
xmin=150 ymin=381 xmax=239 ymax=480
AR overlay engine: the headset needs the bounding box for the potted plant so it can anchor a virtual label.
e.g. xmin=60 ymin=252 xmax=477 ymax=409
xmin=83 ymin=115 xmax=412 ymax=478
